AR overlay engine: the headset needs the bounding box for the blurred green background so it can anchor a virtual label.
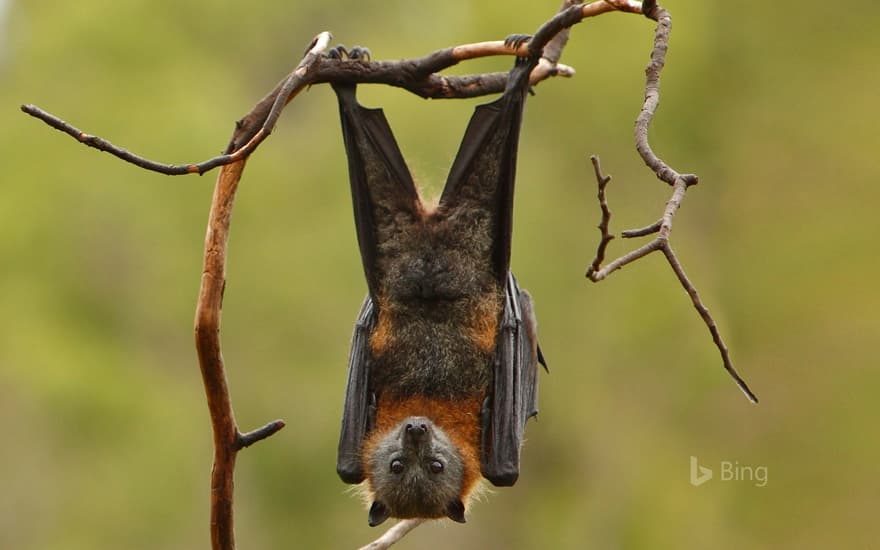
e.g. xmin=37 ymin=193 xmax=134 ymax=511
xmin=2 ymin=0 xmax=878 ymax=548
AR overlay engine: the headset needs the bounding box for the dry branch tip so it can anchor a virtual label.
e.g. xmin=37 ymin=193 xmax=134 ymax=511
xmin=236 ymin=420 xmax=287 ymax=450
xmin=585 ymin=155 xmax=615 ymax=279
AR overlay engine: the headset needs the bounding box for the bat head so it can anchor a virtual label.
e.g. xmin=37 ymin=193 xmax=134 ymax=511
xmin=365 ymin=415 xmax=467 ymax=526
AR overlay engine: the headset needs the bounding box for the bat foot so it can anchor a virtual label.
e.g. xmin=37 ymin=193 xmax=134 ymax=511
xmin=324 ymin=44 xmax=372 ymax=61
xmin=349 ymin=45 xmax=372 ymax=61
xmin=504 ymin=34 xmax=531 ymax=52
xmin=325 ymin=44 xmax=349 ymax=59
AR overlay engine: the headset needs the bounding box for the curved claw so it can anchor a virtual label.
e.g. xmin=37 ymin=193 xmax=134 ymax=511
xmin=349 ymin=45 xmax=372 ymax=61
xmin=504 ymin=33 xmax=532 ymax=52
xmin=325 ymin=44 xmax=349 ymax=59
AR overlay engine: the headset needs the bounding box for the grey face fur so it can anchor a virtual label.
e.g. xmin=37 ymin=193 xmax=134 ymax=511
xmin=367 ymin=416 xmax=466 ymax=526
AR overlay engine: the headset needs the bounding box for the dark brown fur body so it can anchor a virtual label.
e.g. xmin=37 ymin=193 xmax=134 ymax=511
xmin=369 ymin=198 xmax=503 ymax=401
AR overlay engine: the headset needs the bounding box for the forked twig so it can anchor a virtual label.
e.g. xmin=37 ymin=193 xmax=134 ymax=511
xmin=585 ymin=2 xmax=758 ymax=403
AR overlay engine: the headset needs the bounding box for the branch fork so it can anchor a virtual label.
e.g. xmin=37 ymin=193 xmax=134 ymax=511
xmin=584 ymin=3 xmax=758 ymax=404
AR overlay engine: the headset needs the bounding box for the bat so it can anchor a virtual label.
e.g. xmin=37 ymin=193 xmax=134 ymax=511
xmin=330 ymin=43 xmax=545 ymax=527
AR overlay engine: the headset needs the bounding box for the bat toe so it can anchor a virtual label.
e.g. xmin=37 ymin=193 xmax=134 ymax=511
xmin=504 ymin=33 xmax=531 ymax=52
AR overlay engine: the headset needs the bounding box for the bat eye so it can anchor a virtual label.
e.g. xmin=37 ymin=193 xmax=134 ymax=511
xmin=429 ymin=460 xmax=444 ymax=474
xmin=390 ymin=459 xmax=405 ymax=474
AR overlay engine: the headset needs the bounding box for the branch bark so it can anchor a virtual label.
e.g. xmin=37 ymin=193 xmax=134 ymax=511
xmin=189 ymin=34 xmax=333 ymax=550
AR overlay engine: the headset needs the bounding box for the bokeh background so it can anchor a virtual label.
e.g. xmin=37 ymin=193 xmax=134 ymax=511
xmin=2 ymin=1 xmax=877 ymax=548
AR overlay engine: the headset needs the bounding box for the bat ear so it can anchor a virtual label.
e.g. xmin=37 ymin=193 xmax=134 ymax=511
xmin=446 ymin=499 xmax=466 ymax=523
xmin=368 ymin=500 xmax=390 ymax=527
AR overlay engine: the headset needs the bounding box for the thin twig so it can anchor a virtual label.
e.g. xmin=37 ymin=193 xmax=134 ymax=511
xmin=587 ymin=232 xmax=662 ymax=281
xmin=19 ymin=104 xmax=213 ymax=175
xmin=236 ymin=420 xmax=287 ymax=450
xmin=585 ymin=156 xmax=614 ymax=278
xmin=635 ymin=0 xmax=690 ymax=186
xmin=621 ymin=219 xmax=661 ymax=238
xmin=358 ymin=519 xmax=427 ymax=550
xmin=585 ymin=3 xmax=758 ymax=403
xmin=21 ymin=31 xmax=332 ymax=176
xmin=659 ymin=244 xmax=759 ymax=402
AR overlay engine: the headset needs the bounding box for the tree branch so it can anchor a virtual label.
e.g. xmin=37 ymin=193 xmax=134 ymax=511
xmin=194 ymin=155 xmax=292 ymax=550
xmin=236 ymin=420 xmax=287 ymax=450
xmin=21 ymin=0 xmax=644 ymax=178
xmin=585 ymin=156 xmax=614 ymax=276
xmin=193 ymin=159 xmax=247 ymax=550
xmin=584 ymin=3 xmax=758 ymax=403
xmin=358 ymin=519 xmax=427 ymax=550
xmin=188 ymin=32 xmax=336 ymax=550
xmin=621 ymin=219 xmax=661 ymax=238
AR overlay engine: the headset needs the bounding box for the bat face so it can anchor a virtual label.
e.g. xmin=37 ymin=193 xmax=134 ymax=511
xmin=365 ymin=416 xmax=466 ymax=525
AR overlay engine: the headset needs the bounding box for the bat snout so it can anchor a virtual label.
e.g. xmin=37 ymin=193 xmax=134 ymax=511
xmin=401 ymin=416 xmax=432 ymax=443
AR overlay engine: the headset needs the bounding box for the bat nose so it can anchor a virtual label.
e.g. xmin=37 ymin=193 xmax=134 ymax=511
xmin=402 ymin=416 xmax=431 ymax=441
xmin=405 ymin=423 xmax=427 ymax=436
